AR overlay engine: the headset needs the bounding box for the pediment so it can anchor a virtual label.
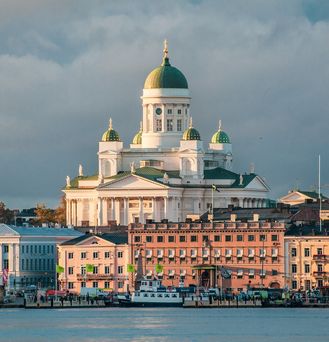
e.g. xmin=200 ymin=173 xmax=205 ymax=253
xmin=179 ymin=148 xmax=203 ymax=154
xmin=280 ymin=191 xmax=310 ymax=203
xmin=0 ymin=224 xmax=19 ymax=236
xmin=245 ymin=176 xmax=270 ymax=191
xmin=76 ymin=235 xmax=115 ymax=247
xmin=98 ymin=174 xmax=168 ymax=190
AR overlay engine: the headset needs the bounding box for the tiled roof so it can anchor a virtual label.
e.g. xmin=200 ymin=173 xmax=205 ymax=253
xmin=61 ymin=232 xmax=128 ymax=246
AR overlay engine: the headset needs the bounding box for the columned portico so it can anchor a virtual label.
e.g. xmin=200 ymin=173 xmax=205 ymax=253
xmin=139 ymin=197 xmax=144 ymax=223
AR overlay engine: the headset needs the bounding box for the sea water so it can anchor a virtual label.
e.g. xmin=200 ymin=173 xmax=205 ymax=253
xmin=0 ymin=307 xmax=328 ymax=341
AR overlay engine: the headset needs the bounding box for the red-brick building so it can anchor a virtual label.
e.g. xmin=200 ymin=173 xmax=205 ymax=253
xmin=128 ymin=217 xmax=285 ymax=292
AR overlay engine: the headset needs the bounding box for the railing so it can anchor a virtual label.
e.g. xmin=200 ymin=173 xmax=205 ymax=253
xmin=77 ymin=273 xmax=114 ymax=280
xmin=313 ymin=271 xmax=327 ymax=277
xmin=313 ymin=254 xmax=328 ymax=261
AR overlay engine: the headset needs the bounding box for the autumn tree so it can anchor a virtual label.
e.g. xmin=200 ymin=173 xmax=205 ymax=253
xmin=34 ymin=203 xmax=56 ymax=225
xmin=0 ymin=202 xmax=14 ymax=224
xmin=55 ymin=195 xmax=66 ymax=226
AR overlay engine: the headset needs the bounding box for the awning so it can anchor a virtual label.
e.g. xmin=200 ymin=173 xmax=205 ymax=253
xmin=191 ymin=249 xmax=197 ymax=257
xmin=237 ymin=269 xmax=243 ymax=276
xmin=168 ymin=270 xmax=175 ymax=276
xmin=180 ymin=270 xmax=186 ymax=276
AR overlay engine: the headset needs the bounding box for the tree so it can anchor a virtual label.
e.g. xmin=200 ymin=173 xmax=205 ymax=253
xmin=35 ymin=203 xmax=56 ymax=226
xmin=0 ymin=201 xmax=14 ymax=224
xmin=55 ymin=195 xmax=66 ymax=226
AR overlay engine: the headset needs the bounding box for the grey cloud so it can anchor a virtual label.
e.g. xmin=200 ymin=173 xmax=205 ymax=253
xmin=0 ymin=0 xmax=328 ymax=208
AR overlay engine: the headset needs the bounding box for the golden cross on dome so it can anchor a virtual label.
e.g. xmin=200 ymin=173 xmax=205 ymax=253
xmin=109 ymin=117 xmax=113 ymax=130
xmin=163 ymin=39 xmax=169 ymax=58
xmin=218 ymin=119 xmax=222 ymax=131
xmin=189 ymin=117 xmax=193 ymax=128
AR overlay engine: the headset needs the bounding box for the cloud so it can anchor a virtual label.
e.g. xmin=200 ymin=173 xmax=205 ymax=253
xmin=0 ymin=0 xmax=328 ymax=208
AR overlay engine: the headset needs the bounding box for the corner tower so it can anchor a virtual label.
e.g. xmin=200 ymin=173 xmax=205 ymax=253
xmin=141 ymin=40 xmax=191 ymax=149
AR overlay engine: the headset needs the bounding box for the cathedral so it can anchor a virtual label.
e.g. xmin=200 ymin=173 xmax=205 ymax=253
xmin=64 ymin=41 xmax=269 ymax=227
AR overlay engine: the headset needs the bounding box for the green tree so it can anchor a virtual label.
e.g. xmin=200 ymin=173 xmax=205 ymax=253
xmin=0 ymin=202 xmax=14 ymax=224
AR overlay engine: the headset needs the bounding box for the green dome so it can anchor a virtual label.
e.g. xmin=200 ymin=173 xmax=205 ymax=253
xmin=101 ymin=119 xmax=121 ymax=142
xmin=182 ymin=127 xmax=201 ymax=141
xmin=211 ymin=130 xmax=230 ymax=144
xmin=144 ymin=41 xmax=188 ymax=89
xmin=132 ymin=131 xmax=142 ymax=144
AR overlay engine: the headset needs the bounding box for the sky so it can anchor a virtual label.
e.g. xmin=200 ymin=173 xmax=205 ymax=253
xmin=0 ymin=0 xmax=328 ymax=209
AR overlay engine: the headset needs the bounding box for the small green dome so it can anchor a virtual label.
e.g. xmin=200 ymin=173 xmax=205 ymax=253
xmin=101 ymin=118 xmax=121 ymax=142
xmin=144 ymin=41 xmax=188 ymax=89
xmin=132 ymin=131 xmax=142 ymax=144
xmin=211 ymin=130 xmax=230 ymax=144
xmin=182 ymin=127 xmax=201 ymax=141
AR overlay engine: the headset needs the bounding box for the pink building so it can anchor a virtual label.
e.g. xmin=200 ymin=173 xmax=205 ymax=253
xmin=58 ymin=233 xmax=129 ymax=293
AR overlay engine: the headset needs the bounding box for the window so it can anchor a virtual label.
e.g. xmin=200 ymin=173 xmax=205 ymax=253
xmin=291 ymin=248 xmax=297 ymax=257
xmin=81 ymin=266 xmax=86 ymax=275
xmin=260 ymin=235 xmax=266 ymax=241
xmin=317 ymin=248 xmax=323 ymax=255
xmin=167 ymin=109 xmax=172 ymax=114
xmin=26 ymin=245 xmax=29 ymax=254
xmin=272 ymin=269 xmax=278 ymax=276
xmin=318 ymin=264 xmax=323 ymax=272
xmin=81 ymin=252 xmax=87 ymax=259
xmin=43 ymin=246 xmax=46 ymax=254
xmin=81 ymin=282 xmax=86 ymax=288
xmin=104 ymin=281 xmax=110 ymax=289
xmin=214 ymin=235 xmax=220 ymax=242
xmin=157 ymin=236 xmax=164 ymax=243
xmin=167 ymin=119 xmax=173 ymax=131
xmin=68 ymin=267 xmax=74 ymax=275
xmin=51 ymin=245 xmax=54 ymax=254
xmin=92 ymin=281 xmax=98 ymax=288
xmin=118 ymin=266 xmax=123 ymax=274
xmin=248 ymin=235 xmax=255 ymax=242
xmin=105 ymin=252 xmax=110 ymax=258
xmin=68 ymin=282 xmax=74 ymax=289
xmin=318 ymin=279 xmax=323 ymax=288
xmin=202 ymin=235 xmax=209 ymax=242
xmin=177 ymin=119 xmax=182 ymax=131
xmin=177 ymin=109 xmax=182 ymax=114
xmin=292 ymin=280 xmax=297 ymax=290
xmin=156 ymin=119 xmax=162 ymax=131
xmin=118 ymin=281 xmax=124 ymax=289
xmin=105 ymin=266 xmax=110 ymax=274
xmin=304 ymin=264 xmax=310 ymax=273
xmin=68 ymin=252 xmax=74 ymax=259
xmin=225 ymin=235 xmax=232 ymax=242
xmin=146 ymin=236 xmax=152 ymax=243
xmin=93 ymin=252 xmax=99 ymax=259
xmin=292 ymin=264 xmax=297 ymax=273
xmin=179 ymin=236 xmax=186 ymax=242
xmin=39 ymin=246 xmax=41 ymax=254
xmin=118 ymin=251 xmax=123 ymax=258
xmin=47 ymin=245 xmax=50 ymax=254
xmin=134 ymin=236 xmax=141 ymax=243
xmin=22 ymin=246 xmax=25 ymax=254
xmin=3 ymin=245 xmax=9 ymax=253
xmin=21 ymin=259 xmax=25 ymax=270
xmin=168 ymin=236 xmax=175 ymax=243
xmin=304 ymin=248 xmax=310 ymax=257
xmin=93 ymin=266 xmax=98 ymax=274
xmin=191 ymin=235 xmax=197 ymax=242
xmin=271 ymin=235 xmax=278 ymax=241
xmin=305 ymin=280 xmax=311 ymax=291
xmin=237 ymin=235 xmax=243 ymax=242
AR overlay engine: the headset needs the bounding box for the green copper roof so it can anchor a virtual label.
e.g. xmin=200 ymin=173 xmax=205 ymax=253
xmin=211 ymin=130 xmax=230 ymax=144
xmin=144 ymin=57 xmax=188 ymax=89
xmin=101 ymin=118 xmax=121 ymax=142
xmin=132 ymin=131 xmax=142 ymax=144
xmin=182 ymin=127 xmax=201 ymax=141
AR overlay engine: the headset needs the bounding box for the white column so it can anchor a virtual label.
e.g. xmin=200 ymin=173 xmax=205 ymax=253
xmin=164 ymin=197 xmax=168 ymax=220
xmin=15 ymin=244 xmax=19 ymax=273
xmin=151 ymin=197 xmax=156 ymax=221
xmin=123 ymin=198 xmax=128 ymax=225
xmin=66 ymin=199 xmax=71 ymax=226
xmin=111 ymin=198 xmax=115 ymax=221
xmin=73 ymin=200 xmax=78 ymax=226
xmin=139 ymin=197 xmax=144 ymax=223
xmin=9 ymin=243 xmax=14 ymax=272
xmin=102 ymin=199 xmax=108 ymax=226
xmin=97 ymin=198 xmax=103 ymax=226
xmin=76 ymin=200 xmax=83 ymax=226
xmin=0 ymin=244 xmax=2 ymax=271
xmin=115 ymin=199 xmax=121 ymax=225
xmin=238 ymin=198 xmax=244 ymax=208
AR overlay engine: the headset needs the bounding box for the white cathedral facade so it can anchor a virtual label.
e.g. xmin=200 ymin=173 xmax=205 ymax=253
xmin=64 ymin=42 xmax=270 ymax=226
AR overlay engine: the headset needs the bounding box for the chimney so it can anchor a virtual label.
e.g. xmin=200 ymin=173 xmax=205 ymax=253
xmin=230 ymin=214 xmax=237 ymax=222
xmin=253 ymin=213 xmax=259 ymax=222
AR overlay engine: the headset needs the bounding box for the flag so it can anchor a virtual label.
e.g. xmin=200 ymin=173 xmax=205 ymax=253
xmin=56 ymin=265 xmax=64 ymax=274
xmin=127 ymin=264 xmax=135 ymax=273
xmin=2 ymin=268 xmax=8 ymax=284
xmin=220 ymin=266 xmax=231 ymax=279
xmin=212 ymin=184 xmax=220 ymax=192
xmin=155 ymin=264 xmax=163 ymax=274
xmin=86 ymin=264 xmax=94 ymax=273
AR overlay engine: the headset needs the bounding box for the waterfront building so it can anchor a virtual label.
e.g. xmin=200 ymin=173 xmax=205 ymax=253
xmin=284 ymin=226 xmax=329 ymax=291
xmin=57 ymin=233 xmax=129 ymax=293
xmin=63 ymin=42 xmax=270 ymax=227
xmin=0 ymin=224 xmax=81 ymax=290
xmin=128 ymin=217 xmax=285 ymax=292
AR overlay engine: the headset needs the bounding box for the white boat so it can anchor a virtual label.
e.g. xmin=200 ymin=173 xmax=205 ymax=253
xmin=118 ymin=278 xmax=183 ymax=307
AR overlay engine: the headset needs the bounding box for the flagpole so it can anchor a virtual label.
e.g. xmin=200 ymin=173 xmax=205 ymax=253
xmin=319 ymin=154 xmax=322 ymax=232
xmin=211 ymin=187 xmax=214 ymax=221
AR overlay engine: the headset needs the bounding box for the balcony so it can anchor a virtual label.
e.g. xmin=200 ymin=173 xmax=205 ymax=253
xmin=313 ymin=271 xmax=328 ymax=277
xmin=77 ymin=273 xmax=114 ymax=281
xmin=313 ymin=254 xmax=328 ymax=261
